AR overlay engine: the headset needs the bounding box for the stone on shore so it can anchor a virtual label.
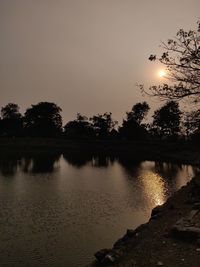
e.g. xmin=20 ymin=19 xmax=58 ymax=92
xmin=94 ymin=249 xmax=112 ymax=262
xmin=171 ymin=209 xmax=200 ymax=241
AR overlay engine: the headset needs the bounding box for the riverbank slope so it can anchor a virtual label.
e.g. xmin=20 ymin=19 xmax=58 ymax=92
xmin=90 ymin=174 xmax=200 ymax=267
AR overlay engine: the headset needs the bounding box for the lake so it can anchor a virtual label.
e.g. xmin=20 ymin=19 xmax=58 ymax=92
xmin=0 ymin=153 xmax=196 ymax=267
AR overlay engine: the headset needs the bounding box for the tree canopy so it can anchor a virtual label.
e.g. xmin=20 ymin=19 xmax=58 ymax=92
xmin=64 ymin=113 xmax=94 ymax=139
xmin=147 ymin=21 xmax=200 ymax=102
xmin=24 ymin=102 xmax=62 ymax=137
xmin=0 ymin=103 xmax=22 ymax=136
xmin=0 ymin=100 xmax=199 ymax=140
xmin=127 ymin=102 xmax=150 ymax=125
xmin=90 ymin=112 xmax=117 ymax=138
xmin=1 ymin=103 xmax=21 ymax=120
xmin=182 ymin=110 xmax=200 ymax=137
xmin=152 ymin=101 xmax=181 ymax=138
xmin=119 ymin=102 xmax=150 ymax=140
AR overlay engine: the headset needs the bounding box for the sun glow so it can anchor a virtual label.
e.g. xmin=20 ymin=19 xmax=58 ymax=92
xmin=158 ymin=70 xmax=166 ymax=78
xmin=141 ymin=171 xmax=166 ymax=206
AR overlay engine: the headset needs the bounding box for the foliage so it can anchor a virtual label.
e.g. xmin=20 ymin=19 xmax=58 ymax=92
xmin=64 ymin=113 xmax=94 ymax=139
xmin=0 ymin=100 xmax=190 ymax=141
xmin=90 ymin=112 xmax=117 ymax=138
xmin=1 ymin=103 xmax=21 ymax=120
xmin=182 ymin=110 xmax=200 ymax=137
xmin=152 ymin=101 xmax=181 ymax=138
xmin=119 ymin=119 xmax=148 ymax=140
xmin=0 ymin=103 xmax=22 ymax=136
xmin=126 ymin=102 xmax=150 ymax=125
xmin=24 ymin=102 xmax=62 ymax=137
xmin=146 ymin=21 xmax=200 ymax=102
xmin=119 ymin=102 xmax=150 ymax=140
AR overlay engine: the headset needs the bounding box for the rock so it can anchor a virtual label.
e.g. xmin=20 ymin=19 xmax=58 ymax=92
xmin=113 ymin=238 xmax=126 ymax=248
xmin=185 ymin=198 xmax=198 ymax=205
xmin=193 ymin=176 xmax=200 ymax=187
xmin=174 ymin=217 xmax=185 ymax=226
xmin=151 ymin=205 xmax=163 ymax=217
xmin=172 ymin=225 xmax=200 ymax=241
xmin=193 ymin=202 xmax=200 ymax=210
xmin=169 ymin=204 xmax=175 ymax=210
xmin=126 ymin=229 xmax=135 ymax=237
xmin=135 ymin=223 xmax=148 ymax=232
xmin=101 ymin=254 xmax=116 ymax=264
xmin=95 ymin=247 xmax=125 ymax=264
xmin=113 ymin=248 xmax=124 ymax=259
xmin=188 ymin=210 xmax=199 ymax=220
xmin=94 ymin=248 xmax=112 ymax=262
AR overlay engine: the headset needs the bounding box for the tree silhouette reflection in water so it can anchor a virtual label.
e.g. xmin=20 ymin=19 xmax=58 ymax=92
xmin=0 ymin=153 xmax=197 ymax=267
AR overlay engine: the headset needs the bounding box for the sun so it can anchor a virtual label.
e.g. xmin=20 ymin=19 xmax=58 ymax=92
xmin=158 ymin=70 xmax=166 ymax=78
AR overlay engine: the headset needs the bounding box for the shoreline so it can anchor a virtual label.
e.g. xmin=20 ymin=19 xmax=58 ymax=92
xmin=90 ymin=174 xmax=200 ymax=267
xmin=0 ymin=138 xmax=200 ymax=266
xmin=0 ymin=138 xmax=200 ymax=166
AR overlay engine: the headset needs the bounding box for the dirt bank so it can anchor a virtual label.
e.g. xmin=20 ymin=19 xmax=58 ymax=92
xmin=90 ymin=175 xmax=200 ymax=267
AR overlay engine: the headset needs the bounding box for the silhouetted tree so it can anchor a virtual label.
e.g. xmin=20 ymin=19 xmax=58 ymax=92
xmin=1 ymin=103 xmax=21 ymax=120
xmin=119 ymin=119 xmax=148 ymax=140
xmin=110 ymin=128 xmax=119 ymax=139
xmin=0 ymin=103 xmax=23 ymax=136
xmin=24 ymin=102 xmax=62 ymax=137
xmin=127 ymin=102 xmax=150 ymax=125
xmin=64 ymin=113 xmax=94 ymax=139
xmin=182 ymin=110 xmax=200 ymax=139
xmin=152 ymin=101 xmax=181 ymax=139
xmin=119 ymin=102 xmax=150 ymax=140
xmin=146 ymin=21 xmax=200 ymax=102
xmin=0 ymin=118 xmax=3 ymax=136
xmin=90 ymin=112 xmax=117 ymax=139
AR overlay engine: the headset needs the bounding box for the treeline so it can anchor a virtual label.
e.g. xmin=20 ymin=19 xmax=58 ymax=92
xmin=0 ymin=101 xmax=200 ymax=141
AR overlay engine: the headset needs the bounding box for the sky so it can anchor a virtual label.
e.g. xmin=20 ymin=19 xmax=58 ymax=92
xmin=0 ymin=0 xmax=199 ymax=124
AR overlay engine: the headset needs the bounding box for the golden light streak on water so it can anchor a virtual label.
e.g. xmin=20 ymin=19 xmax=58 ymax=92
xmin=140 ymin=171 xmax=166 ymax=206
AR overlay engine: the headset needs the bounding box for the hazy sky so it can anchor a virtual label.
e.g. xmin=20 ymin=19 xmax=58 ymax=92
xmin=0 ymin=0 xmax=199 ymax=124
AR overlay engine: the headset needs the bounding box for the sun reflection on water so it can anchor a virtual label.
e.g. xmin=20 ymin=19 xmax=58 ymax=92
xmin=140 ymin=171 xmax=167 ymax=207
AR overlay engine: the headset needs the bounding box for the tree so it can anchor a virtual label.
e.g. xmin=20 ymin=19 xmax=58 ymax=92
xmin=0 ymin=103 xmax=23 ymax=136
xmin=0 ymin=118 xmax=3 ymax=136
xmin=126 ymin=102 xmax=150 ymax=125
xmin=119 ymin=102 xmax=150 ymax=140
xmin=146 ymin=21 xmax=200 ymax=102
xmin=90 ymin=112 xmax=117 ymax=138
xmin=24 ymin=102 xmax=62 ymax=137
xmin=64 ymin=113 xmax=94 ymax=139
xmin=119 ymin=119 xmax=148 ymax=140
xmin=152 ymin=101 xmax=181 ymax=138
xmin=182 ymin=110 xmax=200 ymax=138
xmin=1 ymin=103 xmax=21 ymax=120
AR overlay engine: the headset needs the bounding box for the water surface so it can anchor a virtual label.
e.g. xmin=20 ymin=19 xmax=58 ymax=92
xmin=0 ymin=154 xmax=196 ymax=267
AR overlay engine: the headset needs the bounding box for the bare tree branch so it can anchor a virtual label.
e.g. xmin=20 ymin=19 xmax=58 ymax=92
xmin=146 ymin=21 xmax=200 ymax=102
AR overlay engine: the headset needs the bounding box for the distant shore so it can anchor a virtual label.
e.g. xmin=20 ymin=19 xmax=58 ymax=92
xmin=0 ymin=137 xmax=200 ymax=166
